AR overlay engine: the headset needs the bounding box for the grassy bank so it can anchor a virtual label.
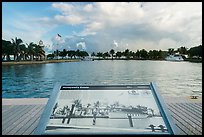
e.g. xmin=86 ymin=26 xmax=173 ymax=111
xmin=2 ymin=59 xmax=81 ymax=65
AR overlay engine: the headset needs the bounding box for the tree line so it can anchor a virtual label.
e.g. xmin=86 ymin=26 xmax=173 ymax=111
xmin=2 ymin=37 xmax=45 ymax=61
xmin=92 ymin=49 xmax=165 ymax=60
xmin=90 ymin=45 xmax=202 ymax=60
xmin=47 ymin=49 xmax=89 ymax=59
xmin=48 ymin=45 xmax=202 ymax=60
xmin=2 ymin=37 xmax=202 ymax=61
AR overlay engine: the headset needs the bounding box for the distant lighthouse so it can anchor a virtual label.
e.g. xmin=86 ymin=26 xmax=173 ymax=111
xmin=39 ymin=40 xmax=46 ymax=60
xmin=39 ymin=40 xmax=44 ymax=48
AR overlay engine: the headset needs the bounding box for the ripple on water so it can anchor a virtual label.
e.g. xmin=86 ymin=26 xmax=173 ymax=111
xmin=2 ymin=60 xmax=202 ymax=98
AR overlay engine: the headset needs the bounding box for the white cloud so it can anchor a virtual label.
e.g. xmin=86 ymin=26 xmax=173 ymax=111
xmin=52 ymin=2 xmax=74 ymax=14
xmin=76 ymin=41 xmax=86 ymax=50
xmin=113 ymin=40 xmax=118 ymax=48
xmin=158 ymin=38 xmax=178 ymax=50
xmin=3 ymin=2 xmax=201 ymax=54
xmin=83 ymin=4 xmax=93 ymax=12
xmin=81 ymin=21 xmax=104 ymax=36
xmin=2 ymin=13 xmax=57 ymax=46
xmin=50 ymin=2 xmax=201 ymax=52
xmin=54 ymin=14 xmax=85 ymax=25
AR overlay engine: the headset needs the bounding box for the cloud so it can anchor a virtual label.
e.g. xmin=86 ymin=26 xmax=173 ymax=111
xmin=113 ymin=40 xmax=118 ymax=48
xmin=83 ymin=3 xmax=93 ymax=12
xmin=3 ymin=2 xmax=201 ymax=54
xmin=52 ymin=2 xmax=74 ymax=13
xmin=50 ymin=2 xmax=201 ymax=52
xmin=76 ymin=41 xmax=86 ymax=50
xmin=2 ymin=13 xmax=57 ymax=46
xmin=54 ymin=14 xmax=85 ymax=25
xmin=158 ymin=38 xmax=178 ymax=50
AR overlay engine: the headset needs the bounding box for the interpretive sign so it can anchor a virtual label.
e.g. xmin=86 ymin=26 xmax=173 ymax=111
xmin=35 ymin=83 xmax=178 ymax=135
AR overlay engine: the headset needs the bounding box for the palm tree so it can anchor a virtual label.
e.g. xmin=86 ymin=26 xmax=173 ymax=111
xmin=2 ymin=39 xmax=13 ymax=61
xmin=11 ymin=37 xmax=24 ymax=61
xmin=109 ymin=49 xmax=115 ymax=60
xmin=76 ymin=49 xmax=80 ymax=58
xmin=91 ymin=52 xmax=96 ymax=58
xmin=96 ymin=52 xmax=103 ymax=59
xmin=168 ymin=48 xmax=174 ymax=55
xmin=177 ymin=46 xmax=188 ymax=55
xmin=103 ymin=52 xmax=110 ymax=59
xmin=140 ymin=49 xmax=148 ymax=59
xmin=115 ymin=51 xmax=122 ymax=59
xmin=67 ymin=50 xmax=76 ymax=59
xmin=27 ymin=42 xmax=35 ymax=61
xmin=124 ymin=49 xmax=130 ymax=59
xmin=62 ymin=49 xmax=67 ymax=59
xmin=79 ymin=51 xmax=89 ymax=59
xmin=19 ymin=44 xmax=27 ymax=60
xmin=34 ymin=44 xmax=45 ymax=61
xmin=135 ymin=50 xmax=140 ymax=59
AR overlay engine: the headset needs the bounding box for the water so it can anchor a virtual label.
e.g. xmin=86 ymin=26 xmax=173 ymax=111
xmin=2 ymin=60 xmax=202 ymax=98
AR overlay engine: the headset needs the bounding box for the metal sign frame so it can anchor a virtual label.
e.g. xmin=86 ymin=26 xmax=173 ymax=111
xmin=34 ymin=82 xmax=178 ymax=135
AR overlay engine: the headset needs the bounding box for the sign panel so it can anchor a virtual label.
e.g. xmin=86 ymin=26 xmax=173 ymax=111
xmin=35 ymin=83 xmax=177 ymax=135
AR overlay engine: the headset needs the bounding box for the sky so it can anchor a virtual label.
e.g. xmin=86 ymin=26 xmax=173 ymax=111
xmin=2 ymin=2 xmax=202 ymax=54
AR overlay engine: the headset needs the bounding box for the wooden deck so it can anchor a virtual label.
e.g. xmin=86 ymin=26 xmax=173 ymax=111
xmin=2 ymin=96 xmax=202 ymax=135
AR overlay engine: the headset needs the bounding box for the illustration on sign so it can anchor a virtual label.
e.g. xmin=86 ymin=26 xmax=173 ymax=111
xmin=44 ymin=87 xmax=168 ymax=134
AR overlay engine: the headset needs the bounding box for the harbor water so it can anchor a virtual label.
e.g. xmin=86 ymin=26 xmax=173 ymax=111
xmin=2 ymin=60 xmax=202 ymax=98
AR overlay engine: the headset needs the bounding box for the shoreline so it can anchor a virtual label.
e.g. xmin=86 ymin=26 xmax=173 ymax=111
xmin=94 ymin=58 xmax=202 ymax=63
xmin=2 ymin=58 xmax=201 ymax=65
xmin=2 ymin=59 xmax=81 ymax=65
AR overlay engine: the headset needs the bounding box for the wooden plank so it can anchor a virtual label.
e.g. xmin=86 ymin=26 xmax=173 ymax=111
xmin=2 ymin=105 xmax=13 ymax=113
xmin=9 ymin=105 xmax=44 ymax=135
xmin=15 ymin=105 xmax=45 ymax=135
xmin=2 ymin=105 xmax=32 ymax=131
xmin=187 ymin=103 xmax=202 ymax=112
xmin=174 ymin=103 xmax=202 ymax=126
xmin=174 ymin=124 xmax=187 ymax=135
xmin=5 ymin=105 xmax=38 ymax=135
xmin=180 ymin=103 xmax=202 ymax=117
xmin=188 ymin=103 xmax=202 ymax=113
xmin=169 ymin=103 xmax=202 ymax=132
xmin=176 ymin=103 xmax=202 ymax=121
xmin=2 ymin=105 xmax=23 ymax=120
xmin=195 ymin=103 xmax=202 ymax=107
xmin=167 ymin=105 xmax=197 ymax=135
xmin=192 ymin=103 xmax=202 ymax=108
xmin=167 ymin=113 xmax=187 ymax=135
xmin=24 ymin=116 xmax=42 ymax=135
xmin=166 ymin=104 xmax=189 ymax=135
xmin=184 ymin=103 xmax=202 ymax=115
xmin=2 ymin=105 xmax=34 ymax=134
xmin=167 ymin=104 xmax=201 ymax=135
xmin=19 ymin=105 xmax=45 ymax=135
xmin=2 ymin=97 xmax=202 ymax=135
xmin=176 ymin=103 xmax=202 ymax=120
xmin=2 ymin=105 xmax=32 ymax=127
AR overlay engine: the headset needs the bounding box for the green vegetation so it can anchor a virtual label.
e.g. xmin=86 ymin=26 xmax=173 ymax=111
xmin=2 ymin=38 xmax=45 ymax=61
xmin=92 ymin=46 xmax=201 ymax=62
xmin=2 ymin=37 xmax=202 ymax=63
xmin=187 ymin=45 xmax=202 ymax=58
xmin=47 ymin=49 xmax=89 ymax=60
xmin=93 ymin=49 xmax=167 ymax=60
